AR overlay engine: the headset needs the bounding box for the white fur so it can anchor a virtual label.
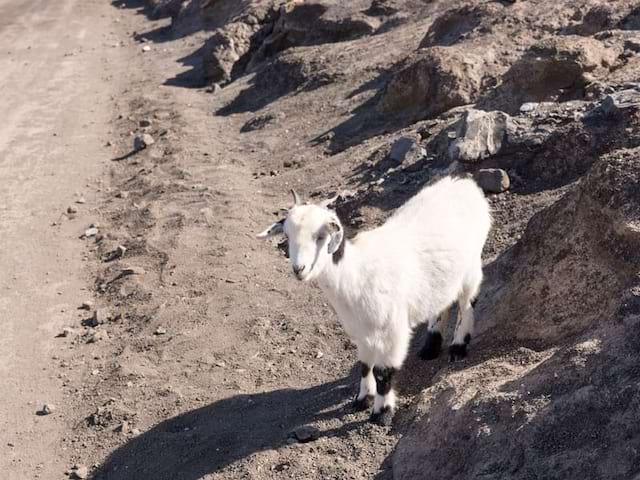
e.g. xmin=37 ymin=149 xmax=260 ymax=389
xmin=258 ymin=176 xmax=491 ymax=418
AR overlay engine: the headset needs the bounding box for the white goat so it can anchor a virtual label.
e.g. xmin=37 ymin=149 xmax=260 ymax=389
xmin=257 ymin=176 xmax=491 ymax=425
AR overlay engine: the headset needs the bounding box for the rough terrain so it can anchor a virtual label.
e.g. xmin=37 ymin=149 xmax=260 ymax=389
xmin=1 ymin=1 xmax=640 ymax=479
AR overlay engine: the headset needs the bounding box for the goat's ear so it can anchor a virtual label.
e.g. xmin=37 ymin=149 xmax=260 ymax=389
xmin=319 ymin=194 xmax=339 ymax=209
xmin=326 ymin=221 xmax=343 ymax=254
xmin=291 ymin=189 xmax=302 ymax=206
xmin=256 ymin=219 xmax=285 ymax=239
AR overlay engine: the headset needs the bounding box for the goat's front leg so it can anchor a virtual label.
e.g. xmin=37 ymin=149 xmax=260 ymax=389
xmin=352 ymin=361 xmax=376 ymax=411
xmin=352 ymin=344 xmax=376 ymax=411
xmin=370 ymin=323 xmax=410 ymax=426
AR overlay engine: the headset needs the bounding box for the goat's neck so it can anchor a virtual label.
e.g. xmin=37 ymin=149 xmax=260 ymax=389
xmin=316 ymin=241 xmax=363 ymax=296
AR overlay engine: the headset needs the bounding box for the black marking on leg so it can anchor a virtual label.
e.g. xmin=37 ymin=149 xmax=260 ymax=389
xmin=449 ymin=343 xmax=468 ymax=362
xmin=352 ymin=362 xmax=372 ymax=411
xmin=373 ymin=366 xmax=396 ymax=396
xmin=464 ymin=333 xmax=471 ymax=345
xmin=370 ymin=405 xmax=394 ymax=426
xmin=471 ymin=298 xmax=478 ymax=308
xmin=419 ymin=330 xmax=443 ymax=360
xmin=352 ymin=394 xmax=373 ymax=412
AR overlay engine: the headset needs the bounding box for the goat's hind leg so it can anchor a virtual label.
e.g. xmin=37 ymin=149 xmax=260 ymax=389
xmin=419 ymin=307 xmax=450 ymax=360
xmin=449 ymin=267 xmax=482 ymax=362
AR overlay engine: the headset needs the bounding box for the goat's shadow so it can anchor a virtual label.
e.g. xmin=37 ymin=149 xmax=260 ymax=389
xmin=92 ymin=374 xmax=362 ymax=480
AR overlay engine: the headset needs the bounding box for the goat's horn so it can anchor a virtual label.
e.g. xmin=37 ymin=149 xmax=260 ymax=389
xmin=291 ymin=189 xmax=302 ymax=206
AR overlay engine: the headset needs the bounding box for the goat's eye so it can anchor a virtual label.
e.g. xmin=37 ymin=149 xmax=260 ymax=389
xmin=316 ymin=233 xmax=327 ymax=243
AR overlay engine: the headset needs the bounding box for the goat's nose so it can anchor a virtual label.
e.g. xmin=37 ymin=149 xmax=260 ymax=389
xmin=293 ymin=264 xmax=306 ymax=278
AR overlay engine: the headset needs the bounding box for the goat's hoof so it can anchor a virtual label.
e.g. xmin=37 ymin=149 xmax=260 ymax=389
xmin=352 ymin=395 xmax=373 ymax=412
xmin=369 ymin=406 xmax=394 ymax=426
xmin=419 ymin=331 xmax=442 ymax=360
xmin=448 ymin=343 xmax=468 ymax=362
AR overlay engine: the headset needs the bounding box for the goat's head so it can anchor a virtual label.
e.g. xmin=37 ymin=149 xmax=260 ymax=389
xmin=257 ymin=190 xmax=344 ymax=282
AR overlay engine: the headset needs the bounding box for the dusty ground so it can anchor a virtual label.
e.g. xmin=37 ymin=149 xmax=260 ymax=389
xmin=0 ymin=0 xmax=132 ymax=477
xmin=1 ymin=0 xmax=639 ymax=479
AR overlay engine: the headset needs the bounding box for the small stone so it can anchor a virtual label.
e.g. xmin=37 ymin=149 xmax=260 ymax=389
xmin=116 ymin=191 xmax=129 ymax=199
xmin=139 ymin=119 xmax=152 ymax=127
xmin=519 ymin=102 xmax=537 ymax=113
xmin=83 ymin=227 xmax=98 ymax=238
xmin=71 ymin=465 xmax=89 ymax=479
xmin=59 ymin=327 xmax=75 ymax=338
xmin=80 ymin=301 xmax=94 ymax=310
xmin=88 ymin=309 xmax=108 ymax=327
xmin=134 ymin=133 xmax=154 ymax=150
xmin=131 ymin=428 xmax=141 ymax=436
xmin=142 ymin=45 xmax=151 ymax=52
xmin=389 ymin=136 xmax=416 ymax=163
xmin=40 ymin=404 xmax=56 ymax=415
xmin=154 ymin=111 xmax=171 ymax=120
xmin=291 ymin=425 xmax=320 ymax=443
xmin=67 ymin=206 xmax=78 ymax=214
xmin=337 ymin=189 xmax=356 ymax=200
xmin=76 ymin=197 xmax=86 ymax=204
xmin=91 ymin=369 xmax=99 ymax=376
xmin=315 ymin=351 xmax=324 ymax=359
xmin=116 ymin=421 xmax=130 ymax=434
xmin=154 ymin=326 xmax=167 ymax=335
xmin=121 ymin=266 xmax=145 ymax=276
xmin=206 ymin=83 xmax=222 ymax=94
xmin=87 ymin=330 xmax=108 ymax=343
xmin=474 ymin=168 xmax=510 ymax=193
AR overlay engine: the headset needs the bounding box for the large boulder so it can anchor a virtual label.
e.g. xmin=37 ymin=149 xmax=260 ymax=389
xmin=496 ymin=35 xmax=621 ymax=109
xmin=378 ymin=46 xmax=495 ymax=119
xmin=420 ymin=3 xmax=505 ymax=48
xmin=447 ymin=109 xmax=510 ymax=163
xmin=274 ymin=1 xmax=379 ymax=46
xmin=247 ymin=1 xmax=380 ymax=69
xmin=203 ymin=22 xmax=257 ymax=84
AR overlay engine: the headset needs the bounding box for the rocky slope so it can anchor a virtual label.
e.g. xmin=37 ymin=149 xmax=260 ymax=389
xmin=74 ymin=1 xmax=640 ymax=479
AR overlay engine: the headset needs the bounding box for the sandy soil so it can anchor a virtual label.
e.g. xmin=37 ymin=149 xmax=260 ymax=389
xmin=0 ymin=0 xmax=134 ymax=477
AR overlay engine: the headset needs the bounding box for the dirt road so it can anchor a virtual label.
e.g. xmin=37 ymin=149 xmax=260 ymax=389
xmin=0 ymin=0 xmax=130 ymax=477
xmin=1 ymin=1 xmax=395 ymax=478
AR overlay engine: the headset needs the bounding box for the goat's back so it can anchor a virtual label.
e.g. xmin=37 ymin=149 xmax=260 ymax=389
xmin=386 ymin=176 xmax=490 ymax=247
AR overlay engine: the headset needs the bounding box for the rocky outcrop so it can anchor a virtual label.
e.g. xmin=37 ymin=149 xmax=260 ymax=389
xmin=246 ymin=1 xmax=383 ymax=72
xmin=203 ymin=22 xmax=258 ymax=84
xmin=492 ymin=35 xmax=621 ymax=111
xmin=395 ymin=148 xmax=640 ymax=480
xmin=202 ymin=0 xmax=383 ymax=84
xmin=378 ymin=46 xmax=495 ymax=119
